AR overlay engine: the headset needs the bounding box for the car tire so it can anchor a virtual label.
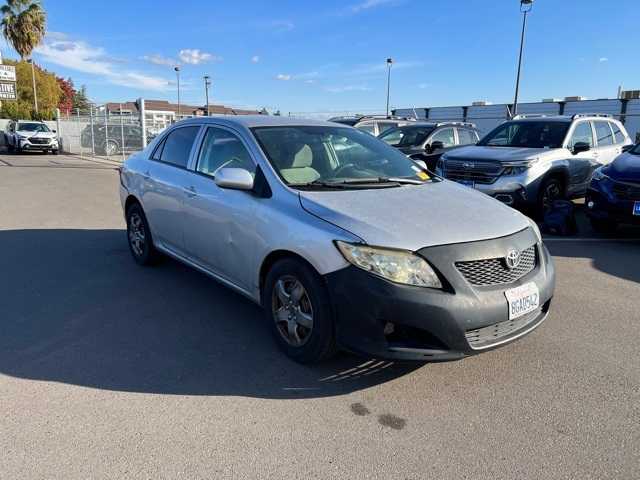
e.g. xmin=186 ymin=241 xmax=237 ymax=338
xmin=52 ymin=149 xmax=59 ymax=155
xmin=7 ymin=143 xmax=14 ymax=153
xmin=537 ymin=176 xmax=564 ymax=218
xmin=263 ymin=258 xmax=337 ymax=364
xmin=590 ymin=218 xmax=617 ymax=235
xmin=104 ymin=140 xmax=119 ymax=156
xmin=126 ymin=202 xmax=160 ymax=266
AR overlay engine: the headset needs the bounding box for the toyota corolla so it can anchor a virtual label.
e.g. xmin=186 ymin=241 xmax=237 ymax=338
xmin=119 ymin=116 xmax=555 ymax=363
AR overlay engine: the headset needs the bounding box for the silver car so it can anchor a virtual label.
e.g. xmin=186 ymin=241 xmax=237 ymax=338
xmin=119 ymin=116 xmax=555 ymax=363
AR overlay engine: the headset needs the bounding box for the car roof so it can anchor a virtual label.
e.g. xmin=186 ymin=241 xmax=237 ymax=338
xmin=176 ymin=115 xmax=338 ymax=129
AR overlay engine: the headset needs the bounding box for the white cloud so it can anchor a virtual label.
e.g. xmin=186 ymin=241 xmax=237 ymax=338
xmin=35 ymin=38 xmax=171 ymax=91
xmin=324 ymin=84 xmax=372 ymax=93
xmin=350 ymin=0 xmax=400 ymax=13
xmin=142 ymin=54 xmax=177 ymax=66
xmin=178 ymin=49 xmax=219 ymax=65
xmin=598 ymin=57 xmax=608 ymax=63
xmin=276 ymin=74 xmax=291 ymax=81
xmin=251 ymin=55 xmax=260 ymax=63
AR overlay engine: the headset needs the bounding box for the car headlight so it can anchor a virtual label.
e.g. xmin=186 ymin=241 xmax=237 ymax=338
xmin=502 ymin=160 xmax=536 ymax=176
xmin=335 ymin=241 xmax=443 ymax=288
xmin=591 ymin=167 xmax=609 ymax=182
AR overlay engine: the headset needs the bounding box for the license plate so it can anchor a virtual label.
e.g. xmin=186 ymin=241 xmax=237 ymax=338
xmin=634 ymin=201 xmax=640 ymax=216
xmin=455 ymin=179 xmax=475 ymax=188
xmin=504 ymin=282 xmax=540 ymax=320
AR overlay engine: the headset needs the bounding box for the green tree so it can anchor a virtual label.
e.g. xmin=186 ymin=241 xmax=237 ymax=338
xmin=1 ymin=0 xmax=46 ymax=60
xmin=72 ymin=84 xmax=90 ymax=112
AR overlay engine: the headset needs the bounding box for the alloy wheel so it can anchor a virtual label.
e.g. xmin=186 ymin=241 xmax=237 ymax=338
xmin=128 ymin=212 xmax=146 ymax=257
xmin=542 ymin=181 xmax=561 ymax=212
xmin=271 ymin=275 xmax=314 ymax=347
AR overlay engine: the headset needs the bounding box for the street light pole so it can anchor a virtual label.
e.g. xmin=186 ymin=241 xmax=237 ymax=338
xmin=174 ymin=66 xmax=181 ymax=120
xmin=28 ymin=59 xmax=38 ymax=115
xmin=385 ymin=58 xmax=393 ymax=117
xmin=512 ymin=0 xmax=533 ymax=118
xmin=204 ymin=75 xmax=211 ymax=116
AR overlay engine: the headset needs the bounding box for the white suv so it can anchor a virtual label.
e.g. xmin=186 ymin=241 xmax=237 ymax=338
xmin=436 ymin=114 xmax=633 ymax=214
xmin=4 ymin=120 xmax=59 ymax=154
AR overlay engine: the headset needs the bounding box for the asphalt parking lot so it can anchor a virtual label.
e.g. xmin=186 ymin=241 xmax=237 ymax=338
xmin=1 ymin=152 xmax=638 ymax=479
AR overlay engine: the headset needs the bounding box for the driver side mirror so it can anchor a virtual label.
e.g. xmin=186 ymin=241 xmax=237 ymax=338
xmin=622 ymin=144 xmax=634 ymax=153
xmin=214 ymin=167 xmax=254 ymax=191
xmin=572 ymin=142 xmax=591 ymax=155
xmin=429 ymin=140 xmax=444 ymax=153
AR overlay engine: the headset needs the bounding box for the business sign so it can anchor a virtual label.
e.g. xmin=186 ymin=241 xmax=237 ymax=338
xmin=0 ymin=64 xmax=16 ymax=82
xmin=0 ymin=81 xmax=17 ymax=100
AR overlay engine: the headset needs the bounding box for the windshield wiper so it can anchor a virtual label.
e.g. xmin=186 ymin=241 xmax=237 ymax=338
xmin=332 ymin=177 xmax=426 ymax=185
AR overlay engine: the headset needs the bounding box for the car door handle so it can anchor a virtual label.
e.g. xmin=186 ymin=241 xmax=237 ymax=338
xmin=185 ymin=185 xmax=198 ymax=198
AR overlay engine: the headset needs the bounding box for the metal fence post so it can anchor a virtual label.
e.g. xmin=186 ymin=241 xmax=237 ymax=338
xmin=139 ymin=98 xmax=147 ymax=149
xmin=76 ymin=108 xmax=81 ymax=156
xmin=55 ymin=108 xmax=61 ymax=150
xmin=104 ymin=107 xmax=109 ymax=157
xmin=89 ymin=104 xmax=95 ymax=156
xmin=120 ymin=103 xmax=125 ymax=162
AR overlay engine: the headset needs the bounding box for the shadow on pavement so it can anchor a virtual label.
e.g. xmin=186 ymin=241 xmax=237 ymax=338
xmin=0 ymin=229 xmax=422 ymax=398
xmin=546 ymin=239 xmax=640 ymax=284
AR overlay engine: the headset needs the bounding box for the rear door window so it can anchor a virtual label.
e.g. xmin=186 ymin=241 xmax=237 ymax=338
xmin=377 ymin=122 xmax=398 ymax=135
xmin=430 ymin=128 xmax=456 ymax=148
xmin=356 ymin=123 xmax=375 ymax=135
xmin=457 ymin=128 xmax=477 ymax=145
xmin=594 ymin=121 xmax=614 ymax=147
xmin=157 ymin=126 xmax=200 ymax=168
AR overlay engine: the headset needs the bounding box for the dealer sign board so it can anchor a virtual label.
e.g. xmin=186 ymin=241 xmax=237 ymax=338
xmin=0 ymin=64 xmax=17 ymax=82
xmin=0 ymin=81 xmax=17 ymax=100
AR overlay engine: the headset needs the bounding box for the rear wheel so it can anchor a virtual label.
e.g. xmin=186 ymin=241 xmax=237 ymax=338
xmin=104 ymin=140 xmax=119 ymax=156
xmin=126 ymin=203 xmax=160 ymax=266
xmin=263 ymin=258 xmax=337 ymax=364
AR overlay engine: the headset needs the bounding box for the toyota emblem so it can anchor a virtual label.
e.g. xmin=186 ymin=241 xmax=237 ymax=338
xmin=505 ymin=250 xmax=521 ymax=269
xmin=463 ymin=162 xmax=474 ymax=169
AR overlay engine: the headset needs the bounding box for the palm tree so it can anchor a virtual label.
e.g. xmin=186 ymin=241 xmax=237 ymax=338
xmin=1 ymin=0 xmax=46 ymax=113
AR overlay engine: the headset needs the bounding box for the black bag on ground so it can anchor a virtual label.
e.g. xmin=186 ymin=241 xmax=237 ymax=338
xmin=541 ymin=200 xmax=577 ymax=236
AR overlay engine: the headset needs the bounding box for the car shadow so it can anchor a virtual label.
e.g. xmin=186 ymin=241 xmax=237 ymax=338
xmin=0 ymin=229 xmax=422 ymax=399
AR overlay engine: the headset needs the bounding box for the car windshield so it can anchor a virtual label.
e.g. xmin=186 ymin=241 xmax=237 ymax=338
xmin=478 ymin=121 xmax=569 ymax=149
xmin=379 ymin=126 xmax=435 ymax=146
xmin=17 ymin=122 xmax=50 ymax=133
xmin=252 ymin=125 xmax=431 ymax=188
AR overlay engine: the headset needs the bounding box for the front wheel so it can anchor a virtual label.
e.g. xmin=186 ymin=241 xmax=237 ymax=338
xmin=104 ymin=140 xmax=119 ymax=156
xmin=538 ymin=177 xmax=564 ymax=218
xmin=126 ymin=203 xmax=160 ymax=266
xmin=263 ymin=258 xmax=337 ymax=364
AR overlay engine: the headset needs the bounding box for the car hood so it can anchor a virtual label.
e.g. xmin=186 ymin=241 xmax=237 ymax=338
xmin=298 ymin=181 xmax=530 ymax=251
xmin=16 ymin=130 xmax=56 ymax=138
xmin=605 ymin=152 xmax=640 ymax=182
xmin=444 ymin=145 xmax=550 ymax=162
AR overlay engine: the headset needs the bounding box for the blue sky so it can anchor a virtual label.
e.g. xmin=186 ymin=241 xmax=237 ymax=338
xmin=4 ymin=0 xmax=638 ymax=113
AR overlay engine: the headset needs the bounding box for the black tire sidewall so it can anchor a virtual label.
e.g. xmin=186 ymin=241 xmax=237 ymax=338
xmin=126 ymin=203 xmax=156 ymax=265
xmin=538 ymin=177 xmax=563 ymax=217
xmin=263 ymin=258 xmax=336 ymax=364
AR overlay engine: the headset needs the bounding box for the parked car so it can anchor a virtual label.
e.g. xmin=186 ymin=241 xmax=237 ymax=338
xmin=329 ymin=115 xmax=416 ymax=136
xmin=436 ymin=114 xmax=633 ymax=215
xmin=378 ymin=122 xmax=480 ymax=171
xmin=81 ymin=124 xmax=154 ymax=155
xmin=120 ymin=116 xmax=555 ymax=364
xmin=586 ymin=143 xmax=640 ymax=233
xmin=4 ymin=120 xmax=59 ymax=154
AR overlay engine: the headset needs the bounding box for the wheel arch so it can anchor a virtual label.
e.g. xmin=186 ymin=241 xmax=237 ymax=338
xmin=258 ymin=249 xmax=324 ymax=302
xmin=542 ymin=167 xmax=570 ymax=195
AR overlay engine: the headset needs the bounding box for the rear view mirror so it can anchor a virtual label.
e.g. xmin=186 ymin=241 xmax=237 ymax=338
xmin=429 ymin=141 xmax=444 ymax=153
xmin=214 ymin=167 xmax=254 ymax=191
xmin=572 ymin=142 xmax=590 ymax=155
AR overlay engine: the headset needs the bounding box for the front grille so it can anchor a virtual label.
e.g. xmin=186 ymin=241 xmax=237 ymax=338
xmin=465 ymin=308 xmax=542 ymax=350
xmin=443 ymin=159 xmax=503 ymax=185
xmin=456 ymin=245 xmax=537 ymax=286
xmin=612 ymin=181 xmax=640 ymax=201
xmin=29 ymin=137 xmax=50 ymax=145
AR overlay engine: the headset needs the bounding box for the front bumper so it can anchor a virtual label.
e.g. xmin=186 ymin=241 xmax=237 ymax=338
xmin=19 ymin=139 xmax=58 ymax=151
xmin=585 ymin=185 xmax=640 ymax=226
xmin=325 ymin=228 xmax=555 ymax=361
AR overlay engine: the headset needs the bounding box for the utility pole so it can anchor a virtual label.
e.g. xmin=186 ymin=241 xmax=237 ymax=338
xmin=204 ymin=75 xmax=211 ymax=116
xmin=174 ymin=66 xmax=181 ymax=120
xmin=512 ymin=0 xmax=534 ymax=118
xmin=385 ymin=58 xmax=393 ymax=117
